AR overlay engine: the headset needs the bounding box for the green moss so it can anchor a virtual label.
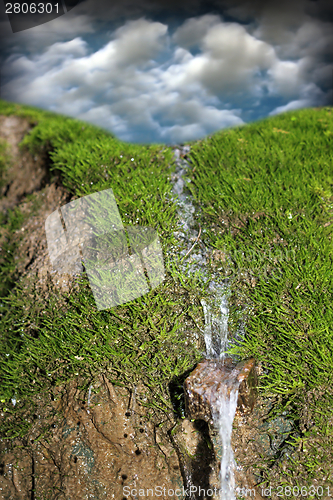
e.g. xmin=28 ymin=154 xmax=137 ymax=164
xmin=0 ymin=98 xmax=206 ymax=437
xmin=186 ymin=105 xmax=333 ymax=488
xmin=0 ymin=99 xmax=332 ymax=488
xmin=0 ymin=206 xmax=26 ymax=298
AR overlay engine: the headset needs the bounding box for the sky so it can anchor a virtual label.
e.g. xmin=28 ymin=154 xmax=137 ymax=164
xmin=0 ymin=0 xmax=332 ymax=145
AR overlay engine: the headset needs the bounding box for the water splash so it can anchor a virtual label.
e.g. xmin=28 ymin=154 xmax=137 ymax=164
xmin=201 ymin=287 xmax=229 ymax=361
xmin=202 ymin=284 xmax=239 ymax=500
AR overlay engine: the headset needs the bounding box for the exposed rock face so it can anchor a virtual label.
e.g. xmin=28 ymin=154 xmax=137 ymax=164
xmin=0 ymin=115 xmax=50 ymax=211
xmin=0 ymin=376 xmax=183 ymax=500
xmin=169 ymin=418 xmax=219 ymax=500
xmin=184 ymin=357 xmax=257 ymax=425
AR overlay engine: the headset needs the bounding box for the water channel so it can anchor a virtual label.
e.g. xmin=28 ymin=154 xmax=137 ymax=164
xmin=169 ymin=144 xmax=242 ymax=500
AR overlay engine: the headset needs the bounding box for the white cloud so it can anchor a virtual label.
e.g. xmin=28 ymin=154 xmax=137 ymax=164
xmin=269 ymin=99 xmax=311 ymax=115
xmin=1 ymin=12 xmax=331 ymax=144
xmin=203 ymin=22 xmax=274 ymax=65
xmin=78 ymin=104 xmax=136 ymax=138
xmin=160 ymin=105 xmax=243 ymax=144
xmin=2 ymin=17 xmax=249 ymax=142
xmin=269 ymin=81 xmax=327 ymax=115
xmin=267 ymin=60 xmax=304 ymax=96
xmin=167 ymin=22 xmax=278 ymax=98
xmin=45 ymin=38 xmax=88 ymax=58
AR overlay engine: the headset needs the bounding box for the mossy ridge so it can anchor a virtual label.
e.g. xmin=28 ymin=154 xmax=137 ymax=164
xmin=0 ymin=99 xmax=206 ymax=441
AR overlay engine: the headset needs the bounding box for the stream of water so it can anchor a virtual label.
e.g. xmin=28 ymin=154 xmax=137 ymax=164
xmin=214 ymin=386 xmax=239 ymax=500
xmin=169 ymin=144 xmax=240 ymax=500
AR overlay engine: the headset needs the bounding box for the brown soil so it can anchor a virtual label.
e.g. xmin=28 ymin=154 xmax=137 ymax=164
xmin=0 ymin=114 xmax=77 ymax=295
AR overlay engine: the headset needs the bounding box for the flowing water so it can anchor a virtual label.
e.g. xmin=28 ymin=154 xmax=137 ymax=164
xmin=213 ymin=386 xmax=240 ymax=500
xmin=169 ymin=144 xmax=240 ymax=500
xmin=202 ymin=287 xmax=240 ymax=500
xmin=201 ymin=291 xmax=229 ymax=360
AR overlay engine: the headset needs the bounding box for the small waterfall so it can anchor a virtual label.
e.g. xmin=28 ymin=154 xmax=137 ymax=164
xmin=201 ymin=285 xmax=239 ymax=500
xmin=169 ymin=144 xmax=240 ymax=500
xmin=213 ymin=385 xmax=239 ymax=500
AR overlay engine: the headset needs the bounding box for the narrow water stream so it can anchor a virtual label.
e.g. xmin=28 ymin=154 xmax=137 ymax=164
xmin=169 ymin=144 xmax=240 ymax=500
xmin=212 ymin=384 xmax=240 ymax=500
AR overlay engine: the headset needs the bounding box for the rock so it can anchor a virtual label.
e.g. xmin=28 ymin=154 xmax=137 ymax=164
xmin=182 ymin=359 xmax=263 ymax=499
xmin=169 ymin=418 xmax=220 ymax=500
xmin=184 ymin=357 xmax=257 ymax=425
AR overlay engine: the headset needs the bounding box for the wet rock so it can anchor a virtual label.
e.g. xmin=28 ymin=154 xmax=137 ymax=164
xmin=181 ymin=359 xmax=269 ymax=499
xmin=184 ymin=357 xmax=257 ymax=425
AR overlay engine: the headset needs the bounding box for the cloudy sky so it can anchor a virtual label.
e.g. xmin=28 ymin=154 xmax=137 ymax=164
xmin=0 ymin=0 xmax=332 ymax=144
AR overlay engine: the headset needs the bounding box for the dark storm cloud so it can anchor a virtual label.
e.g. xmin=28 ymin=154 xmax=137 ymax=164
xmin=0 ymin=0 xmax=331 ymax=143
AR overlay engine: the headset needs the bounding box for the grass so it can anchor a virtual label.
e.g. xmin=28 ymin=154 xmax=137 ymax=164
xmin=0 ymin=206 xmax=26 ymax=297
xmin=0 ymin=137 xmax=12 ymax=190
xmin=0 ymin=99 xmax=332 ymax=493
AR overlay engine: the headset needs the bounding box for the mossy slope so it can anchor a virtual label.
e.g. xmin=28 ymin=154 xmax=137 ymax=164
xmin=0 ymin=99 xmax=332 ymax=492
